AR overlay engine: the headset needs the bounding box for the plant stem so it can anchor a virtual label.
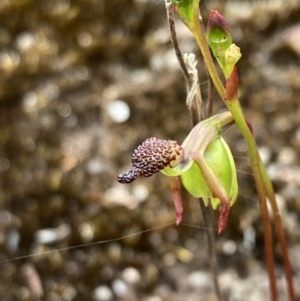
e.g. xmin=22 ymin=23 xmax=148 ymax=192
xmin=199 ymin=199 xmax=223 ymax=301
xmin=228 ymin=100 xmax=277 ymax=301
xmin=206 ymin=75 xmax=214 ymax=117
xmin=165 ymin=0 xmax=191 ymax=86
xmin=259 ymin=157 xmax=295 ymax=301
xmin=192 ymin=4 xmax=226 ymax=99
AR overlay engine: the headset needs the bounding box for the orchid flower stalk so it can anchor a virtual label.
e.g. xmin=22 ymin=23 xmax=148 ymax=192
xmin=118 ymin=111 xmax=238 ymax=234
xmin=169 ymin=1 xmax=295 ymax=300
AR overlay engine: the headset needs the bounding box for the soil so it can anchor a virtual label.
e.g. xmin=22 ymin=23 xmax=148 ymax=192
xmin=0 ymin=1 xmax=299 ymax=301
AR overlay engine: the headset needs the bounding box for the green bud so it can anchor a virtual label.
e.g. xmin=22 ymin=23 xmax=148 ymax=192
xmin=206 ymin=10 xmax=232 ymax=60
xmin=223 ymin=44 xmax=241 ymax=79
xmin=205 ymin=10 xmax=242 ymax=80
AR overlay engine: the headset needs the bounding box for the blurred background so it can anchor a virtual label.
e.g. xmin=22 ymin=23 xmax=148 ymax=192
xmin=0 ymin=0 xmax=300 ymax=300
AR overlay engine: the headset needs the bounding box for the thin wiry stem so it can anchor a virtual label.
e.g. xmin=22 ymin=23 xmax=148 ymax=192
xmin=206 ymin=75 xmax=214 ymax=117
xmin=227 ymin=100 xmax=277 ymax=301
xmin=199 ymin=200 xmax=223 ymax=301
xmin=259 ymin=157 xmax=295 ymax=301
xmin=165 ymin=1 xmax=190 ymax=85
xmin=165 ymin=0 xmax=203 ymax=125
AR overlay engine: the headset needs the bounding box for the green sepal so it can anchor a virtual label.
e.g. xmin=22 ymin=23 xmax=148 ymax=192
xmin=181 ymin=137 xmax=238 ymax=209
xmin=170 ymin=0 xmax=201 ymax=32
xmin=171 ymin=0 xmax=193 ymax=25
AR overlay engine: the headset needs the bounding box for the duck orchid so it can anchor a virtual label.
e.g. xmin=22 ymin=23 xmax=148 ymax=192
xmin=118 ymin=111 xmax=238 ymax=234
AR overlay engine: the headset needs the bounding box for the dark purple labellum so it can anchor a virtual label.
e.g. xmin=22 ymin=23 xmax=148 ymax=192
xmin=118 ymin=137 xmax=183 ymax=184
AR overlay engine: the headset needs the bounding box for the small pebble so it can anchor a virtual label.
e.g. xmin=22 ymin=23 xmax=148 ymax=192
xmin=93 ymin=285 xmax=113 ymax=301
xmin=104 ymin=186 xmax=136 ymax=209
xmin=222 ymin=240 xmax=237 ymax=255
xmin=175 ymin=247 xmax=193 ymax=263
xmin=22 ymin=91 xmax=38 ymax=113
xmin=258 ymin=146 xmax=271 ymax=165
xmin=277 ymin=146 xmax=296 ymax=165
xmin=187 ymin=271 xmax=211 ymax=289
xmin=132 ymin=184 xmax=149 ymax=202
xmin=0 ymin=49 xmax=20 ymax=73
xmin=112 ymin=279 xmax=128 ymax=297
xmin=35 ymin=229 xmax=60 ymax=244
xmin=78 ymin=222 xmax=96 ymax=243
xmin=5 ymin=228 xmax=20 ymax=253
xmin=58 ymin=103 xmax=72 ymax=118
xmin=15 ymin=32 xmax=36 ymax=51
xmin=35 ymin=224 xmax=70 ymax=244
xmin=243 ymin=226 xmax=256 ymax=252
xmin=62 ymin=286 xmax=77 ymax=301
xmin=77 ymin=31 xmax=93 ymax=48
xmin=86 ymin=158 xmax=104 ymax=175
xmin=122 ymin=267 xmax=141 ymax=284
xmin=107 ymin=100 xmax=130 ymax=123
xmin=21 ymin=264 xmax=44 ymax=298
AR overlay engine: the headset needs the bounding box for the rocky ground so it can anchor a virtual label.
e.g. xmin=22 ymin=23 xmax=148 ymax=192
xmin=0 ymin=0 xmax=300 ymax=300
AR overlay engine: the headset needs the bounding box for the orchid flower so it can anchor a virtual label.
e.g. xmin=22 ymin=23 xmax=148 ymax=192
xmin=118 ymin=111 xmax=238 ymax=234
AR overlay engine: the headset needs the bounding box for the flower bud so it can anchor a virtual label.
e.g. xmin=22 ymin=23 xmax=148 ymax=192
xmin=206 ymin=10 xmax=232 ymax=60
xmin=206 ymin=10 xmax=242 ymax=80
xmin=223 ymin=44 xmax=241 ymax=79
